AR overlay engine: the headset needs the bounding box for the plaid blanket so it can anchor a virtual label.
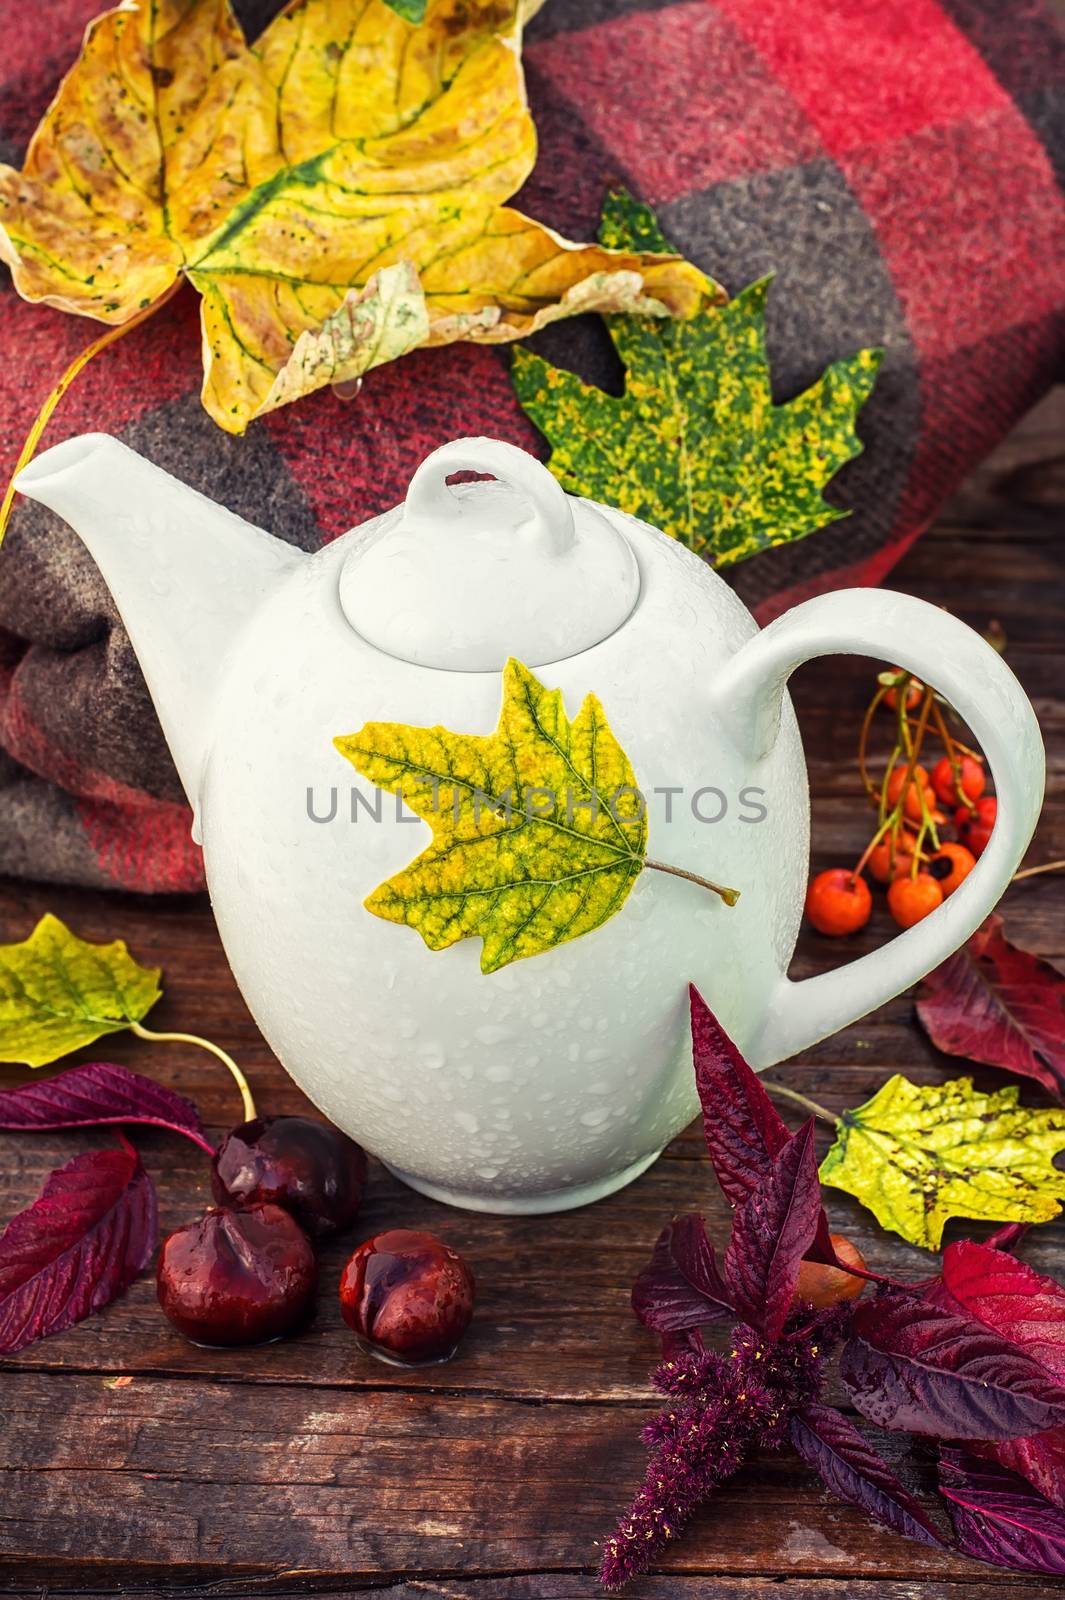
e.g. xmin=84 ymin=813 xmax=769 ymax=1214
xmin=0 ymin=0 xmax=1062 ymax=891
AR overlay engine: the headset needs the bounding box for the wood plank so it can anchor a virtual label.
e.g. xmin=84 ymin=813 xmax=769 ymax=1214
xmin=1 ymin=1582 xmax=1052 ymax=1600
xmin=0 ymin=1371 xmax=1026 ymax=1588
xmin=0 ymin=1124 xmax=1061 ymax=1401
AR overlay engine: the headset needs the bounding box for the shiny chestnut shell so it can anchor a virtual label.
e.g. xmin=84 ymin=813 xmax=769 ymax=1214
xmin=157 ymin=1202 xmax=316 ymax=1346
xmin=212 ymin=1114 xmax=367 ymax=1238
xmin=339 ymin=1228 xmax=475 ymax=1365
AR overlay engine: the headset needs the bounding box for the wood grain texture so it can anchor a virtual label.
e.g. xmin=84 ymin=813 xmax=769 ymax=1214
xmin=1 ymin=388 xmax=1063 ymax=1595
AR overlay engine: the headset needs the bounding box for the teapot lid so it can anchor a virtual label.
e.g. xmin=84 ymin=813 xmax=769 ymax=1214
xmin=338 ymin=438 xmax=640 ymax=671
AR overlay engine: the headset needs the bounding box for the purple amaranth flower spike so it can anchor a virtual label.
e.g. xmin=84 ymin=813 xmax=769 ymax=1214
xmin=599 ymin=1312 xmax=846 ymax=1590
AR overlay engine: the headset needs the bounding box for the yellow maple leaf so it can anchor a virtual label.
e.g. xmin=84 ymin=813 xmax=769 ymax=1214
xmin=334 ymin=658 xmax=653 ymax=973
xmin=0 ymin=0 xmax=711 ymax=433
xmin=819 ymin=1074 xmax=1065 ymax=1251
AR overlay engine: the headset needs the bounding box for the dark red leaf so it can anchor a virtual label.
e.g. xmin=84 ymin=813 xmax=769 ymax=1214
xmin=840 ymin=1292 xmax=1065 ymax=1440
xmin=688 ymin=986 xmax=837 ymax=1265
xmin=724 ymin=1120 xmax=822 ymax=1340
xmin=0 ymin=1146 xmax=157 ymax=1354
xmin=925 ymin=1241 xmax=1065 ymax=1508
xmin=916 ymin=915 xmax=1065 ymax=1101
xmin=939 ymin=1448 xmax=1065 ymax=1575
xmin=972 ymin=1431 xmax=1065 ymax=1513
xmin=937 ymin=1240 xmax=1065 ymax=1379
xmin=632 ymin=1213 xmax=734 ymax=1333
xmin=0 ymin=1062 xmax=212 ymax=1153
xmin=789 ymin=1403 xmax=944 ymax=1548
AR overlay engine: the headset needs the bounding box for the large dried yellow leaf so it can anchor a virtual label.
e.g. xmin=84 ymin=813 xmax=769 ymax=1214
xmin=0 ymin=0 xmax=709 ymax=432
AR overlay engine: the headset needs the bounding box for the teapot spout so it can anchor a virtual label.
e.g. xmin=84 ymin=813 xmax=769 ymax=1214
xmin=15 ymin=433 xmax=304 ymax=813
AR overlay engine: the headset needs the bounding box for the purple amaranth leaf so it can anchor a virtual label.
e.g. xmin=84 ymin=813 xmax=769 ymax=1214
xmin=0 ymin=1062 xmax=213 ymax=1154
xmin=689 ymin=985 xmax=837 ymax=1266
xmin=0 ymin=1145 xmax=158 ymax=1354
xmin=939 ymin=1448 xmax=1065 ymax=1576
xmin=840 ymin=1292 xmax=1065 ymax=1441
xmin=915 ymin=915 xmax=1065 ymax=1102
xmin=925 ymin=1240 xmax=1065 ymax=1509
xmin=789 ymin=1402 xmax=944 ymax=1548
xmin=723 ymin=1120 xmax=822 ymax=1341
xmin=690 ymin=983 xmax=789 ymax=1204
xmin=632 ymin=1213 xmax=734 ymax=1334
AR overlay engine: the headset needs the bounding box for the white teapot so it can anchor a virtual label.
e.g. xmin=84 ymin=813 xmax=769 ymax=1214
xmin=16 ymin=435 xmax=1044 ymax=1213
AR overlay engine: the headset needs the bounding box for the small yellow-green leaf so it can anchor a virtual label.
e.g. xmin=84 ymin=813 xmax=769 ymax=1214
xmin=819 ymin=1074 xmax=1065 ymax=1252
xmin=334 ymin=658 xmax=648 ymax=974
xmin=0 ymin=915 xmax=161 ymax=1068
xmin=512 ymin=188 xmax=882 ymax=569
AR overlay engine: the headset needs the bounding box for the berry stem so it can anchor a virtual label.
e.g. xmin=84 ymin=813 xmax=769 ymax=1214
xmin=0 ymin=283 xmax=180 ymax=549
xmin=130 ymin=1022 xmax=257 ymax=1122
xmin=644 ymin=859 xmax=740 ymax=907
xmin=761 ymin=1080 xmax=839 ymax=1128
xmin=853 ymin=814 xmax=894 ymax=880
xmin=857 ymin=684 xmax=889 ymax=803
xmin=930 ymin=700 xmax=977 ymax=814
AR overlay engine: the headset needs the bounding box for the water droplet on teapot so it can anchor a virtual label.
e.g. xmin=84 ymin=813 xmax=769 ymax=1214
xmin=419 ymin=1041 xmax=447 ymax=1070
xmin=475 ymin=1023 xmax=513 ymax=1046
xmin=579 ymin=1105 xmax=611 ymax=1129
xmin=454 ymin=1110 xmax=479 ymax=1134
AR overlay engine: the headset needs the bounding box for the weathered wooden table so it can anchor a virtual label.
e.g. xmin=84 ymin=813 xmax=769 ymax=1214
xmin=1 ymin=394 xmax=1062 ymax=1598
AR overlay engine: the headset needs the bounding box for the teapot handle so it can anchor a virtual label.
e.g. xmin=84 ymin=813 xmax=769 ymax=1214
xmin=403 ymin=437 xmax=576 ymax=554
xmin=710 ymin=588 xmax=1045 ymax=1068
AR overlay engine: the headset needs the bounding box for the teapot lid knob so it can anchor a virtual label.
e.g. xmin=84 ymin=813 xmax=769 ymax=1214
xmin=338 ymin=437 xmax=640 ymax=671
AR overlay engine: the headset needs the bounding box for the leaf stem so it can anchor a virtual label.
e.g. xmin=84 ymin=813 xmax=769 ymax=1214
xmin=1012 ymin=858 xmax=1065 ymax=883
xmin=130 ymin=1022 xmax=256 ymax=1122
xmin=761 ymin=1079 xmax=839 ymax=1129
xmin=0 ymin=284 xmax=180 ymax=549
xmin=644 ymin=858 xmax=740 ymax=906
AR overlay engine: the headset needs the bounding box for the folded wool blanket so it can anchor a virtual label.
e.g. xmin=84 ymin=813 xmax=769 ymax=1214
xmin=0 ymin=0 xmax=1063 ymax=891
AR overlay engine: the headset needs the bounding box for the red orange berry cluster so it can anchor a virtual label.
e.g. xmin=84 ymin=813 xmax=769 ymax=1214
xmin=805 ymin=667 xmax=996 ymax=938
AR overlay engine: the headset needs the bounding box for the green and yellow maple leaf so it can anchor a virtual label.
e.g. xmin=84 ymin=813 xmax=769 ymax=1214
xmin=0 ymin=914 xmax=161 ymax=1068
xmin=335 ymin=658 xmax=738 ymax=973
xmin=0 ymin=1 xmax=707 ymax=434
xmin=819 ymin=1074 xmax=1065 ymax=1251
xmin=511 ymin=190 xmax=883 ymax=567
